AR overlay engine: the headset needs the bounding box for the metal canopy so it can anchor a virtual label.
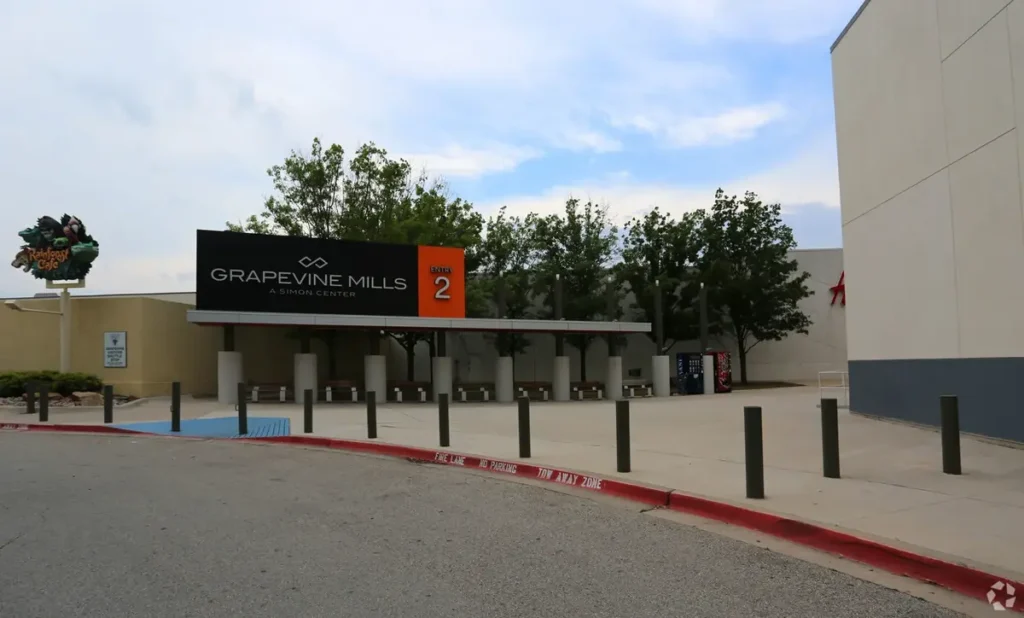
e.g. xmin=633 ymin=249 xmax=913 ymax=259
xmin=186 ymin=310 xmax=651 ymax=334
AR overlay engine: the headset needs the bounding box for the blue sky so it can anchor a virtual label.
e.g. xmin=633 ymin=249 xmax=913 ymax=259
xmin=0 ymin=0 xmax=863 ymax=296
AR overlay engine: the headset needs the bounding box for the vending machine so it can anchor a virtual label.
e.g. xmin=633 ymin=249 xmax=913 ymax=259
xmin=675 ymin=352 xmax=704 ymax=394
xmin=712 ymin=351 xmax=732 ymax=393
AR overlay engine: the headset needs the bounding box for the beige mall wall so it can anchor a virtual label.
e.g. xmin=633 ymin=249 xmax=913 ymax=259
xmin=0 ymin=295 xmax=221 ymax=398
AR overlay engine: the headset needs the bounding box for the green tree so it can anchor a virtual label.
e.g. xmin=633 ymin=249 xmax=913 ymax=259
xmin=697 ymin=189 xmax=813 ymax=385
xmin=390 ymin=181 xmax=485 ymax=379
xmin=533 ymin=198 xmax=618 ymax=381
xmin=227 ymin=138 xmax=349 ymax=377
xmin=228 ymin=137 xmax=345 ymax=238
xmin=617 ymin=207 xmax=703 ymax=354
xmin=478 ymin=206 xmax=537 ymax=357
xmin=228 ymin=139 xmax=484 ymax=381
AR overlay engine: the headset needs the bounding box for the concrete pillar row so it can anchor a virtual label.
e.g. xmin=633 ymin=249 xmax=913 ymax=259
xmin=495 ymin=356 xmax=514 ymax=403
xmin=364 ymin=355 xmax=386 ymax=401
xmin=652 ymin=355 xmax=671 ymax=397
xmin=432 ymin=356 xmax=453 ymax=402
xmin=606 ymin=356 xmax=623 ymax=401
xmin=294 ymin=353 xmax=317 ymax=405
xmin=703 ymin=354 xmax=715 ymax=395
xmin=553 ymin=356 xmax=571 ymax=401
xmin=217 ymin=351 xmax=243 ymax=405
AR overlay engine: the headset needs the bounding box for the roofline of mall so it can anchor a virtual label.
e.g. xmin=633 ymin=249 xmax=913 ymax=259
xmin=831 ymin=0 xmax=872 ymax=53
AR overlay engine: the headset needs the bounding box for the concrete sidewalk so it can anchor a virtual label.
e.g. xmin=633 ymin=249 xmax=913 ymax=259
xmin=205 ymin=387 xmax=1024 ymax=579
xmin=11 ymin=387 xmax=1023 ymax=579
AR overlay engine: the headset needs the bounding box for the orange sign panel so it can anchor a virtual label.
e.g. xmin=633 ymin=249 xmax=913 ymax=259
xmin=417 ymin=245 xmax=466 ymax=318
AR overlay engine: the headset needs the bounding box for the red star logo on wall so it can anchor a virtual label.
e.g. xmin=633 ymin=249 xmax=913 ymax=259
xmin=830 ymin=271 xmax=846 ymax=306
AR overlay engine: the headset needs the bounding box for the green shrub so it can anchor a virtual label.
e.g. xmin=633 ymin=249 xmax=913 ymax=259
xmin=0 ymin=371 xmax=103 ymax=397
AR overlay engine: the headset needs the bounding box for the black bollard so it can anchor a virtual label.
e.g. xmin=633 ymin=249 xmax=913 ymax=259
xmin=439 ymin=393 xmax=450 ymax=447
xmin=821 ymin=398 xmax=840 ymax=479
xmin=303 ymin=389 xmax=313 ymax=434
xmin=615 ymin=399 xmax=631 ymax=473
xmin=518 ymin=396 xmax=531 ymax=458
xmin=237 ymin=382 xmax=248 ymax=436
xmin=744 ymin=406 xmax=765 ymax=499
xmin=940 ymin=395 xmax=961 ymax=475
xmin=367 ymin=391 xmax=377 ymax=439
xmin=39 ymin=383 xmax=49 ymax=423
xmin=170 ymin=382 xmax=181 ymax=432
xmin=26 ymin=382 xmax=36 ymax=417
xmin=103 ymin=385 xmax=114 ymax=424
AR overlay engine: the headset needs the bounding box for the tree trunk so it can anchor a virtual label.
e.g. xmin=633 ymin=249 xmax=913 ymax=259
xmin=324 ymin=333 xmax=338 ymax=379
xmin=738 ymin=346 xmax=749 ymax=385
xmin=427 ymin=340 xmax=436 ymax=382
xmin=405 ymin=344 xmax=415 ymax=381
xmin=575 ymin=336 xmax=590 ymax=382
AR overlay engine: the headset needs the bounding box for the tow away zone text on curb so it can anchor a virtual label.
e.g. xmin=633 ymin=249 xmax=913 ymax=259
xmin=432 ymin=452 xmax=603 ymax=491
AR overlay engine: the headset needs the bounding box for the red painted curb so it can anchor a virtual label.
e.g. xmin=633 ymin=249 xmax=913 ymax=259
xmin=243 ymin=435 xmax=670 ymax=506
xmin=6 ymin=423 xmax=1021 ymax=611
xmin=668 ymin=492 xmax=1022 ymax=611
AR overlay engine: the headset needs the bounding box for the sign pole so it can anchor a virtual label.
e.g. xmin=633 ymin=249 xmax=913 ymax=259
xmin=46 ymin=279 xmax=85 ymax=373
xmin=59 ymin=288 xmax=71 ymax=372
xmin=699 ymin=283 xmax=709 ymax=352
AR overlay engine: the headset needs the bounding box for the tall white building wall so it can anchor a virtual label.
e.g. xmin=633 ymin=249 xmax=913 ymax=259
xmin=832 ymin=0 xmax=1024 ymax=442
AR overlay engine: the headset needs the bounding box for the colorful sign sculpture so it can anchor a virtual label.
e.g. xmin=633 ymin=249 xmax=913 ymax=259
xmin=11 ymin=215 xmax=100 ymax=281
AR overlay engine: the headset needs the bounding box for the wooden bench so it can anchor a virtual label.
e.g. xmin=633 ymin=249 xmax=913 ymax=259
xmin=622 ymin=379 xmax=653 ymax=398
xmin=323 ymin=380 xmax=360 ymax=403
xmin=572 ymin=382 xmax=604 ymax=400
xmin=516 ymin=382 xmax=551 ymax=401
xmin=389 ymin=382 xmax=430 ymax=403
xmin=455 ymin=383 xmax=493 ymax=402
xmin=249 ymin=383 xmax=290 ymax=403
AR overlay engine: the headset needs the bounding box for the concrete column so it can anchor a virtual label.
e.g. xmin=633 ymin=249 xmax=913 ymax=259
xmin=703 ymin=354 xmax=715 ymax=395
xmin=59 ymin=289 xmax=71 ymax=372
xmin=364 ymin=355 xmax=386 ymax=401
xmin=217 ymin=351 xmax=243 ymax=405
xmin=495 ymin=356 xmax=514 ymax=402
xmin=606 ymin=356 xmax=623 ymax=401
xmin=294 ymin=353 xmax=317 ymax=405
xmin=553 ymin=356 xmax=571 ymax=401
xmin=652 ymin=355 xmax=671 ymax=397
xmin=432 ymin=356 xmax=453 ymax=402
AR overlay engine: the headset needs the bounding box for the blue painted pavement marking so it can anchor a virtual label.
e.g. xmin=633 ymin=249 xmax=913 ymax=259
xmin=114 ymin=416 xmax=291 ymax=439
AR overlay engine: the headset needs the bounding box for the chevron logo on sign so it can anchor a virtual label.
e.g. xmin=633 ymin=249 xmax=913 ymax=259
xmin=298 ymin=257 xmax=328 ymax=269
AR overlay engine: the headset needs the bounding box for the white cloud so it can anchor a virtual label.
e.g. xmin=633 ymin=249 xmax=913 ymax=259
xmin=617 ymin=103 xmax=788 ymax=148
xmin=401 ymin=145 xmax=542 ymax=179
xmin=555 ymin=131 xmax=624 ymax=154
xmin=0 ymin=0 xmax=854 ymax=296
xmin=480 ymin=134 xmax=841 ymax=224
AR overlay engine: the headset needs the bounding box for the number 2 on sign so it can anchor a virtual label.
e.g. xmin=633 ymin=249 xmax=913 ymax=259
xmin=434 ymin=276 xmax=451 ymax=300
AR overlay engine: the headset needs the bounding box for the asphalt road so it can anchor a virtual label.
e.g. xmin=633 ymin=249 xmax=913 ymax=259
xmin=0 ymin=433 xmax=963 ymax=618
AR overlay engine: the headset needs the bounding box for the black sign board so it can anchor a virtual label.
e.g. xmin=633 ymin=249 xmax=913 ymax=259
xmin=195 ymin=230 xmax=421 ymax=316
